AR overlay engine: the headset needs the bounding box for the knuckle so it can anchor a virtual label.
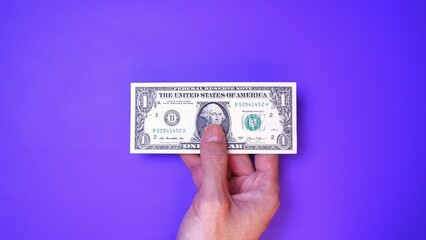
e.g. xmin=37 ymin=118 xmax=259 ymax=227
xmin=202 ymin=141 xmax=227 ymax=154
xmin=264 ymin=191 xmax=281 ymax=210
xmin=208 ymin=152 xmax=227 ymax=165
xmin=193 ymin=194 xmax=230 ymax=216
xmin=275 ymin=195 xmax=281 ymax=209
xmin=202 ymin=143 xmax=228 ymax=168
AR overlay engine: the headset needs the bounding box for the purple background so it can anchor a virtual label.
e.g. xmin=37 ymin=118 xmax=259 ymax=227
xmin=1 ymin=1 xmax=425 ymax=239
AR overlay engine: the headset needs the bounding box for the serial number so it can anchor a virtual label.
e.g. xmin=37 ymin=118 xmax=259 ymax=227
xmin=152 ymin=128 xmax=187 ymax=134
xmin=235 ymin=102 xmax=269 ymax=108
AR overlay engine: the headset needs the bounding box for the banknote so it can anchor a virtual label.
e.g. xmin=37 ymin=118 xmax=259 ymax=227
xmin=130 ymin=82 xmax=297 ymax=154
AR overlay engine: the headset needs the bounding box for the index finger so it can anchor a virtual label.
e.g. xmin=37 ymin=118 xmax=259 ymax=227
xmin=179 ymin=154 xmax=201 ymax=173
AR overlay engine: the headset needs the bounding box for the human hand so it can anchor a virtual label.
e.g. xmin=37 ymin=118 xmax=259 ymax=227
xmin=178 ymin=124 xmax=280 ymax=240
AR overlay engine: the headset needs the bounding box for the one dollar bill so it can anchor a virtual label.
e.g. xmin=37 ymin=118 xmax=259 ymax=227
xmin=130 ymin=82 xmax=297 ymax=154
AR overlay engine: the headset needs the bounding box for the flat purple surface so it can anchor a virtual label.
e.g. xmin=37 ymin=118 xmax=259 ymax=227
xmin=1 ymin=1 xmax=425 ymax=239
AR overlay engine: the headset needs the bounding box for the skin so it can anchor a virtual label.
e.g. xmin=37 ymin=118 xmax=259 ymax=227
xmin=178 ymin=124 xmax=280 ymax=240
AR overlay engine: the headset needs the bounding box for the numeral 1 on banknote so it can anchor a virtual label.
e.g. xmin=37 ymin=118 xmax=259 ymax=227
xmin=130 ymin=82 xmax=297 ymax=154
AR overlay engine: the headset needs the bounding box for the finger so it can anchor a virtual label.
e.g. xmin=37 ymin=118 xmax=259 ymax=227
xmin=180 ymin=154 xmax=200 ymax=172
xmin=180 ymin=154 xmax=202 ymax=188
xmin=228 ymin=154 xmax=254 ymax=177
xmin=254 ymin=155 xmax=280 ymax=214
xmin=254 ymin=154 xmax=279 ymax=181
xmin=199 ymin=124 xmax=229 ymax=199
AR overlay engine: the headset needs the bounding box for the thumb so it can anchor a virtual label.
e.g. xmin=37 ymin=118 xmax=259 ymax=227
xmin=199 ymin=124 xmax=229 ymax=199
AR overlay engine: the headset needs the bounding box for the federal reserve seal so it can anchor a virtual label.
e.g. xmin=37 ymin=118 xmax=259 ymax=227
xmin=244 ymin=114 xmax=261 ymax=131
xmin=164 ymin=110 xmax=180 ymax=126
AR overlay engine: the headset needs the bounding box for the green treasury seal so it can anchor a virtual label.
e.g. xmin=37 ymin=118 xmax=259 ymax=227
xmin=244 ymin=114 xmax=261 ymax=131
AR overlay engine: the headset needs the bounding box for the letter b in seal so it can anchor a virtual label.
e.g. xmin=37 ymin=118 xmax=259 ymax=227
xmin=164 ymin=110 xmax=180 ymax=126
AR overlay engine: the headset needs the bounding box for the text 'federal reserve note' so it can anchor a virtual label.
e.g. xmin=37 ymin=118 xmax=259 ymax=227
xmin=130 ymin=82 xmax=297 ymax=154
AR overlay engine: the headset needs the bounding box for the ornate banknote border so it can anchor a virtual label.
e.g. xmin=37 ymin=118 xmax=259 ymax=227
xmin=131 ymin=83 xmax=297 ymax=154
